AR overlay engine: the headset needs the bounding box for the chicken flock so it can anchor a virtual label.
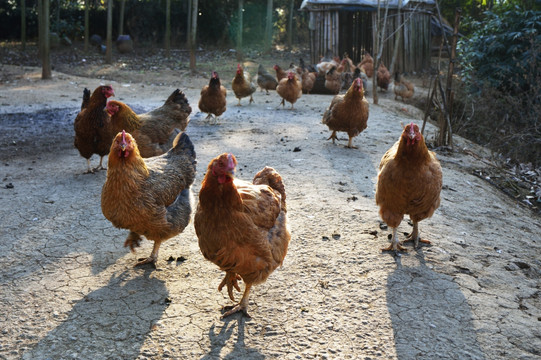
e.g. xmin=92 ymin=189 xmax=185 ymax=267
xmin=73 ymin=53 xmax=438 ymax=319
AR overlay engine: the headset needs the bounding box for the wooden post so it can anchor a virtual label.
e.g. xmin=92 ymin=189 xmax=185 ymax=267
xmin=55 ymin=0 xmax=60 ymax=34
xmin=190 ymin=0 xmax=198 ymax=72
xmin=21 ymin=0 xmax=26 ymax=51
xmin=287 ymin=0 xmax=293 ymax=48
xmin=237 ymin=0 xmax=244 ymax=61
xmin=165 ymin=0 xmax=171 ymax=57
xmin=186 ymin=0 xmax=192 ymax=47
xmin=84 ymin=0 xmax=89 ymax=52
xmin=106 ymin=0 xmax=113 ymax=64
xmin=40 ymin=0 xmax=52 ymax=79
xmin=389 ymin=0 xmax=402 ymax=75
xmin=264 ymin=0 xmax=273 ymax=53
xmin=119 ymin=0 xmax=125 ymax=35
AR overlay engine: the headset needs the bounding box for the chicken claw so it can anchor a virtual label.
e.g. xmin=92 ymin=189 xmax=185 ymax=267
xmin=221 ymin=303 xmax=251 ymax=319
xmin=381 ymin=227 xmax=408 ymax=252
xmin=402 ymin=222 xmax=431 ymax=249
xmin=124 ymin=231 xmax=143 ymax=252
xmin=218 ymin=272 xmax=242 ymax=301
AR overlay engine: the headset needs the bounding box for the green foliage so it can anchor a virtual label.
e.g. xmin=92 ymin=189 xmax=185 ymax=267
xmin=458 ymin=7 xmax=541 ymax=92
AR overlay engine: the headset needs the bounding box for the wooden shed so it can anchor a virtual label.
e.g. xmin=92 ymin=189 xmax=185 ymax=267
xmin=300 ymin=0 xmax=435 ymax=73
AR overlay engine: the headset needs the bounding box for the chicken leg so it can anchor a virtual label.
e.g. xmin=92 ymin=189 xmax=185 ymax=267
xmin=221 ymin=283 xmax=253 ymax=319
xmin=124 ymin=231 xmax=161 ymax=267
xmin=403 ymin=221 xmax=431 ymax=249
xmin=381 ymin=227 xmax=407 ymax=252
xmin=346 ymin=136 xmax=358 ymax=149
xmin=218 ymin=272 xmax=242 ymax=301
xmin=327 ymin=131 xmax=338 ymax=144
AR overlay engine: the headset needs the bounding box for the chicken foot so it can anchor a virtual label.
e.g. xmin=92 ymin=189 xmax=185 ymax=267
xmin=123 ymin=232 xmax=161 ymax=267
xmin=221 ymin=283 xmax=253 ymax=319
xmin=327 ymin=131 xmax=338 ymax=144
xmin=218 ymin=272 xmax=242 ymax=301
xmin=346 ymin=136 xmax=358 ymax=149
xmin=402 ymin=222 xmax=431 ymax=249
xmin=381 ymin=227 xmax=408 ymax=252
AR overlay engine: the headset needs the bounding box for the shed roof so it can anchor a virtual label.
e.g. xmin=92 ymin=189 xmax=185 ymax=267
xmin=300 ymin=0 xmax=435 ymax=10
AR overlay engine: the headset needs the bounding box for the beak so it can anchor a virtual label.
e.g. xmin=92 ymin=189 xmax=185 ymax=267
xmin=408 ymin=129 xmax=416 ymax=140
xmin=120 ymin=142 xmax=127 ymax=152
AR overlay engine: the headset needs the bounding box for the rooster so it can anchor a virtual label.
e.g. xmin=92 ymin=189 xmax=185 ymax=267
xmin=322 ymin=78 xmax=369 ymax=148
xmin=74 ymin=85 xmax=115 ymax=173
xmin=232 ymin=64 xmax=256 ymax=106
xmin=256 ymin=64 xmax=278 ymax=94
xmin=101 ymin=130 xmax=196 ymax=267
xmin=376 ymin=123 xmax=443 ymax=252
xmin=199 ymin=71 xmax=227 ymax=121
xmin=194 ymin=153 xmax=290 ymax=318
xmin=273 ymin=64 xmax=288 ymax=83
xmin=276 ymin=71 xmax=302 ymax=110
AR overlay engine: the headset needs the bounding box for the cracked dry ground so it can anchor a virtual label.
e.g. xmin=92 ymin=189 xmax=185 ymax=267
xmin=0 ymin=73 xmax=540 ymax=360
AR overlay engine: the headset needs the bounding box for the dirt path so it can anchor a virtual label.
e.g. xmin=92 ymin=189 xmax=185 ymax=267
xmin=0 ymin=65 xmax=540 ymax=359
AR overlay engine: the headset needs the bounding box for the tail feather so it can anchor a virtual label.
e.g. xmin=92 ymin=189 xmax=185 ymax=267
xmin=81 ymin=88 xmax=91 ymax=110
xmin=171 ymin=132 xmax=196 ymax=166
xmin=253 ymin=167 xmax=287 ymax=210
xmin=165 ymin=89 xmax=192 ymax=112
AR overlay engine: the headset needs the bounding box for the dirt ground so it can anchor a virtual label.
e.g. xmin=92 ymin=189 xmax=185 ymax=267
xmin=0 ymin=52 xmax=540 ymax=360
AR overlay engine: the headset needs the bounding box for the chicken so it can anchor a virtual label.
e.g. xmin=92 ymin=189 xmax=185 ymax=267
xmin=74 ymin=85 xmax=116 ymax=173
xmin=256 ymin=64 xmax=278 ymax=94
xmin=194 ymin=153 xmax=290 ymax=318
xmin=352 ymin=67 xmax=368 ymax=94
xmin=358 ymin=52 xmax=374 ymax=78
xmin=199 ymin=71 xmax=227 ymax=121
xmin=300 ymin=70 xmax=317 ymax=94
xmin=232 ymin=64 xmax=256 ymax=106
xmin=273 ymin=64 xmax=288 ymax=83
xmin=322 ymin=78 xmax=369 ymax=148
xmin=276 ymin=71 xmax=302 ymax=109
xmin=377 ymin=61 xmax=391 ymax=91
xmin=298 ymin=58 xmax=317 ymax=94
xmin=375 ymin=122 xmax=442 ymax=252
xmin=316 ymin=51 xmax=340 ymax=76
xmin=393 ymin=72 xmax=415 ymax=101
xmin=105 ymin=89 xmax=191 ymax=158
xmin=324 ymin=66 xmax=342 ymax=95
xmin=101 ymin=130 xmax=196 ymax=267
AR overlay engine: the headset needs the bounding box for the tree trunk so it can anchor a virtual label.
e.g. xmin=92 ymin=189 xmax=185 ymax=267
xmin=264 ymin=0 xmax=273 ymax=53
xmin=106 ymin=0 xmax=113 ymax=64
xmin=372 ymin=2 xmax=380 ymax=105
xmin=190 ymin=0 xmax=198 ymax=72
xmin=287 ymin=0 xmax=293 ymax=49
xmin=55 ymin=0 xmax=60 ymax=34
xmin=40 ymin=0 xmax=52 ymax=79
xmin=237 ymin=0 xmax=244 ymax=61
xmin=84 ymin=0 xmax=89 ymax=52
xmin=165 ymin=0 xmax=171 ymax=57
xmin=21 ymin=0 xmax=26 ymax=51
xmin=389 ymin=0 xmax=402 ymax=75
xmin=186 ymin=0 xmax=192 ymax=47
xmin=119 ymin=0 xmax=125 ymax=35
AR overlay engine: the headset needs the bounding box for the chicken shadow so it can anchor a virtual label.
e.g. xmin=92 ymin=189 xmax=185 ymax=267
xmin=23 ymin=269 xmax=169 ymax=359
xmin=386 ymin=251 xmax=486 ymax=359
xmin=201 ymin=316 xmax=264 ymax=360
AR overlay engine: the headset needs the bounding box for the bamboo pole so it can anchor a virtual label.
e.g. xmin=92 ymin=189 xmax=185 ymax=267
xmin=84 ymin=0 xmax=89 ymax=52
xmin=40 ymin=0 xmax=51 ymax=79
xmin=237 ymin=0 xmax=243 ymax=61
xmin=119 ymin=0 xmax=125 ymax=35
xmin=265 ymin=0 xmax=273 ymax=53
xmin=105 ymin=0 xmax=113 ymax=64
xmin=190 ymin=0 xmax=198 ymax=71
xmin=21 ymin=0 xmax=26 ymax=51
xmin=165 ymin=0 xmax=171 ymax=57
